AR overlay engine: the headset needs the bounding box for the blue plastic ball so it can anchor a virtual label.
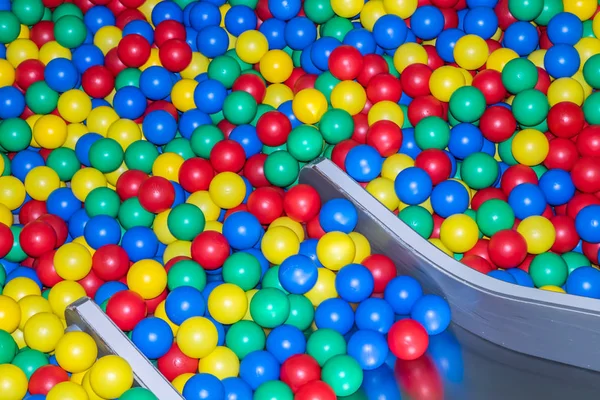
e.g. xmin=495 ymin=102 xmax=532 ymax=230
xmin=6 ymin=267 xmax=42 ymax=289
xmin=140 ymin=66 xmax=172 ymax=101
xmin=165 ymin=286 xmax=207 ymax=325
xmin=123 ymin=20 xmax=155 ymax=43
xmin=431 ymin=180 xmax=470 ymax=218
xmin=319 ymin=198 xmax=358 ymax=233
xmin=538 ymin=169 xmax=576 ymax=206
xmin=197 ymin=26 xmax=229 ymax=58
xmin=152 ymin=0 xmax=184 ymax=25
xmin=94 ymin=281 xmax=128 ymax=304
xmin=435 ymin=28 xmax=465 ymax=63
xmin=183 ymin=373 xmax=225 ymax=400
xmin=259 ymin=18 xmax=287 ymax=50
xmin=300 ymin=44 xmax=321 ymax=74
xmin=120 ymin=226 xmax=159 ymax=262
xmin=268 ymin=0 xmax=301 ymax=21
xmin=399 ymin=128 xmax=422 ymax=159
xmin=278 ymin=254 xmax=318 ymax=294
xmin=506 ymin=268 xmax=535 ymax=288
xmin=384 ymin=275 xmax=423 ymax=315
xmin=230 ymin=124 xmax=263 ymax=158
xmin=84 ymin=6 xmax=116 ymax=34
xmin=113 ymin=86 xmax=147 ymax=120
xmin=544 ymin=44 xmax=580 ymax=78
xmin=222 ymin=211 xmax=263 ymax=250
xmin=0 ymin=87 xmax=24 ymax=119
xmin=224 ymin=5 xmax=257 ymax=37
xmin=463 ymin=7 xmax=498 ymax=39
xmin=298 ymin=238 xmax=321 ymax=267
xmin=277 ymin=100 xmax=301 ymax=129
xmin=343 ymin=29 xmax=375 ymax=56
xmin=345 ymin=145 xmax=383 ymax=182
xmin=310 ymin=37 xmax=341 ymax=71
xmin=410 ymin=294 xmax=451 ymax=335
xmin=502 ymin=21 xmax=539 ymax=56
xmin=575 ymin=205 xmax=600 ymax=243
xmin=142 ymin=110 xmax=177 ymax=146
xmin=347 ymin=330 xmax=388 ymax=370
xmin=11 ymin=150 xmax=44 ymax=182
xmin=266 ymin=324 xmax=306 ymax=363
xmin=314 ymin=298 xmax=354 ymax=335
xmin=67 ymin=208 xmax=90 ymax=239
xmin=394 ymin=167 xmax=433 ymax=206
xmin=239 ymin=350 xmax=280 ymax=390
xmin=131 ymin=317 xmax=173 ymax=359
xmin=190 ymin=2 xmax=221 ymax=31
xmin=71 ymin=44 xmax=104 ymax=73
xmin=194 ymin=78 xmax=227 ymax=114
xmin=83 ymin=215 xmax=121 ymax=249
xmin=335 ymin=263 xmax=374 ymax=303
xmin=487 ymin=269 xmax=517 ymax=284
xmin=547 ymin=12 xmax=583 ymax=45
xmin=355 ymin=298 xmax=395 ymax=334
xmin=373 ymin=15 xmax=408 ymax=50
xmin=222 ymin=377 xmax=253 ymax=400
xmin=566 ymin=266 xmax=600 ymax=299
xmin=44 ymin=58 xmax=79 ymax=93
xmin=507 ymin=183 xmax=547 ymax=220
xmin=448 ymin=123 xmax=484 ymax=160
xmin=410 ymin=5 xmax=444 ymax=40
xmin=179 ymin=109 xmax=213 ymax=139
xmin=47 ymin=188 xmax=82 ymax=221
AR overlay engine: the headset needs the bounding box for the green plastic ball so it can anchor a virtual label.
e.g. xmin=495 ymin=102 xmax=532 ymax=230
xmin=85 ymin=187 xmax=121 ymax=218
xmin=562 ymin=252 xmax=592 ymax=275
xmin=167 ymin=259 xmax=207 ymax=291
xmin=225 ymin=49 xmax=252 ymax=71
xmin=254 ymin=380 xmax=293 ymax=400
xmin=0 ymin=330 xmax=17 ymax=364
xmin=0 ymin=118 xmax=32 ymax=152
xmin=223 ymin=91 xmax=258 ymax=125
xmin=167 ymin=203 xmax=206 ymax=241
xmin=89 ymin=138 xmax=124 ymax=173
xmin=54 ymin=15 xmax=87 ymax=49
xmin=124 ymin=140 xmax=159 ymax=173
xmin=460 ymin=152 xmax=499 ymax=190
xmin=222 ymin=252 xmax=262 ymax=291
xmin=46 ymin=148 xmax=79 ymax=181
xmin=307 ymin=328 xmax=347 ymax=366
xmin=414 ymin=116 xmax=450 ymax=150
xmin=511 ymin=89 xmax=549 ymax=127
xmin=12 ymin=0 xmax=45 ymax=25
xmin=207 ymin=56 xmax=242 ymax=89
xmin=314 ymin=72 xmax=341 ymax=104
xmin=533 ymin=0 xmax=563 ymax=25
xmin=398 ymin=206 xmax=434 ymax=239
xmin=6 ymin=226 xmax=26 ymax=263
xmin=448 ymin=86 xmax=486 ymax=123
xmin=508 ymin=0 xmax=544 ymax=21
xmin=498 ymin=134 xmax=519 ymax=166
xmin=285 ymin=294 xmax=314 ymax=331
xmin=190 ymin=125 xmax=225 ymax=159
xmin=0 ymin=12 xmax=21 ymax=44
xmin=225 ymin=320 xmax=266 ymax=359
xmin=321 ymin=355 xmax=363 ymax=397
xmin=251 ymin=104 xmax=275 ymax=126
xmin=583 ymin=91 xmax=600 ymax=125
xmin=249 ymin=288 xmax=290 ymax=328
xmin=163 ymin=138 xmax=195 ymax=160
xmin=501 ymin=58 xmax=538 ymax=94
xmin=12 ymin=348 xmax=48 ymax=379
xmin=583 ymin=54 xmax=600 ymax=89
xmin=383 ymin=55 xmax=399 ymax=77
xmin=26 ymin=81 xmax=58 ymax=115
xmin=530 ymin=253 xmax=568 ymax=287
xmin=118 ymin=198 xmax=155 ymax=229
xmin=304 ymin=0 xmax=335 ymax=24
xmin=119 ymin=387 xmax=158 ymax=400
xmin=264 ymin=151 xmax=299 ymax=187
xmin=287 ymin=125 xmax=324 ymax=162
xmin=261 ymin=266 xmax=289 ymax=294
xmin=321 ymin=16 xmax=354 ymax=41
xmin=115 ymin=68 xmax=142 ymax=89
xmin=476 ymin=199 xmax=515 ymax=237
xmin=52 ymin=3 xmax=83 ymax=21
xmin=319 ymin=109 xmax=354 ymax=144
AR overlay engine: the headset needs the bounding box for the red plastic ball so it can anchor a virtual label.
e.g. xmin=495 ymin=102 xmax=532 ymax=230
xmin=544 ymin=138 xmax=579 ymax=171
xmin=576 ymin=125 xmax=600 ymax=157
xmin=550 ymin=215 xmax=578 ymax=253
xmin=566 ymin=193 xmax=600 ymax=220
xmin=366 ymin=73 xmax=402 ymax=104
xmin=500 ymin=165 xmax=538 ymax=196
xmin=495 ymin=0 xmax=517 ymax=31
xmin=15 ymin=59 xmax=45 ymax=91
xmin=582 ymin=241 xmax=600 ymax=264
xmin=119 ymin=0 xmax=144 ymax=8
xmin=306 ymin=214 xmax=326 ymax=239
xmin=351 ymin=113 xmax=369 ymax=144
xmin=78 ymin=269 xmax=104 ymax=298
xmin=461 ymin=254 xmax=494 ymax=274
xmin=547 ymin=102 xmax=584 ymax=139
xmin=146 ymin=100 xmax=179 ymax=121
xmin=0 ymin=223 xmax=13 ymax=259
xmin=328 ymin=46 xmax=363 ymax=81
xmin=479 ymin=105 xmax=516 ymax=143
xmin=33 ymin=250 xmax=62 ymax=287
xmin=366 ymin=120 xmax=403 ymax=157
xmin=178 ymin=157 xmax=214 ymax=193
xmin=191 ymin=231 xmax=231 ymax=270
xmin=105 ymin=290 xmax=147 ymax=331
xmin=255 ymin=0 xmax=273 ymax=21
xmin=29 ymin=365 xmax=69 ymax=395
xmin=218 ymin=119 xmax=236 ymax=137
xmin=92 ymin=244 xmax=130 ymax=281
xmin=356 ymin=54 xmax=389 ymax=87
xmin=115 ymin=9 xmax=146 ymax=30
xmin=256 ymin=111 xmax=292 ymax=147
xmin=247 ymin=186 xmax=284 ymax=225
xmin=400 ymin=64 xmax=432 ymax=98
xmin=534 ymin=67 xmax=551 ymax=94
xmin=243 ymin=153 xmax=270 ymax=188
xmin=472 ymin=69 xmax=506 ymax=104
xmin=159 ymin=39 xmax=192 ymax=72
xmin=19 ymin=221 xmax=57 ymax=258
xmin=388 ymin=319 xmax=429 ymax=361
xmin=209 ymin=139 xmax=246 ymax=173
xmin=158 ymin=343 xmax=198 ymax=382
xmin=294 ymin=380 xmax=336 ymax=400
xmin=407 ymin=95 xmax=444 ymax=126
xmin=18 ymin=200 xmax=47 ymax=225
xmin=294 ymin=74 xmax=317 ymax=93
xmin=464 ymin=238 xmax=491 ymax=262
xmin=415 ymin=149 xmax=452 ymax=185
xmin=117 ymin=34 xmax=151 ymax=68
xmin=154 ymin=20 xmax=186 ymax=47
xmin=440 ymin=6 xmax=459 ymax=29
xmin=105 ymin=48 xmax=128 ymax=76
xmin=233 ymin=74 xmax=267 ymax=103
xmin=280 ymin=354 xmax=321 ymax=393
xmin=284 ymin=67 xmax=307 ymax=90
xmin=571 ymin=157 xmax=600 ymax=193
xmin=82 ymin=65 xmax=115 ymax=99
xmin=488 ymin=229 xmax=527 ymax=269
xmin=331 ymin=139 xmax=359 ymax=171
xmin=116 ymin=170 xmax=148 ymax=201
xmin=283 ymin=184 xmax=321 ymax=223
xmin=138 ymin=176 xmax=176 ymax=213
xmin=361 ymin=254 xmax=397 ymax=293
xmin=423 ymin=45 xmax=444 ymax=70
xmin=145 ymin=288 xmax=167 ymax=314
xmin=29 ymin=21 xmax=55 ymax=48
xmin=37 ymin=214 xmax=67 ymax=247
xmin=224 ymin=204 xmax=248 ymax=220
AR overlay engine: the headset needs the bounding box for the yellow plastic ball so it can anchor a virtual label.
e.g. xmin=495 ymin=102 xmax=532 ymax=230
xmin=454 ymin=34 xmax=488 ymax=70
xmin=48 ymin=281 xmax=87 ymax=319
xmin=517 ymin=216 xmax=555 ymax=255
xmin=594 ymin=13 xmax=600 ymax=39
xmin=292 ymin=89 xmax=328 ymax=125
xmin=198 ymin=346 xmax=240 ymax=380
xmin=331 ymin=80 xmax=367 ymax=116
xmin=6 ymin=39 xmax=38 ymax=67
xmin=573 ymin=70 xmax=592 ymax=99
xmin=3 ymin=277 xmax=41 ymax=302
xmin=18 ymin=295 xmax=51 ymax=331
xmin=429 ymin=238 xmax=453 ymax=257
xmin=527 ymin=49 xmax=546 ymax=69
xmin=511 ymin=129 xmax=549 ymax=166
xmin=89 ymin=355 xmax=133 ymax=399
xmin=127 ymin=259 xmax=167 ymax=300
xmin=317 ymin=231 xmax=356 ymax=271
xmin=171 ymin=79 xmax=198 ymax=112
xmin=140 ymin=48 xmax=162 ymax=71
xmin=439 ymin=214 xmax=478 ymax=253
xmin=270 ymin=217 xmax=305 ymax=242
xmin=107 ymin=119 xmax=142 ymax=149
xmin=0 ymin=364 xmax=28 ymax=400
xmin=71 ymin=168 xmax=107 ymax=201
xmin=242 ymin=289 xmax=258 ymax=321
xmin=367 ymin=100 xmax=404 ymax=127
xmin=39 ymin=41 xmax=71 ymax=65
xmin=54 ymin=242 xmax=93 ymax=281
xmin=381 ymin=153 xmax=414 ymax=180
xmin=154 ymin=301 xmax=179 ymax=335
xmin=209 ymin=172 xmax=246 ymax=209
xmin=180 ymin=52 xmax=209 ymax=79
xmin=539 ymin=285 xmax=566 ymax=293
xmin=104 ymin=162 xmax=128 ymax=187
xmin=382 ymin=0 xmax=417 ymax=18
xmin=565 ymin=0 xmax=596 ymax=20
xmin=0 ymin=295 xmax=21 ymax=333
xmin=152 ymin=152 xmax=184 ymax=183
xmin=163 ymin=240 xmax=192 ymax=264
xmin=360 ymin=0 xmax=387 ymax=31
xmin=33 ymin=114 xmax=68 ymax=149
xmin=47 ymin=381 xmax=89 ymax=400
xmin=176 ymin=316 xmax=219 ymax=358
xmin=263 ymin=83 xmax=294 ymax=108
xmin=331 ymin=0 xmax=364 ymax=18
xmin=55 ymin=331 xmax=98 ymax=373
xmin=393 ymin=42 xmax=427 ymax=73
xmin=204 ymin=220 xmax=223 ymax=233
xmin=366 ymin=177 xmax=400 ymax=211
xmin=11 ymin=329 xmax=26 ymax=349
xmin=547 ymin=77 xmax=584 ymax=106
xmin=64 ymin=123 xmax=89 ymax=150
xmin=187 ymin=191 xmax=221 ymax=221
xmin=23 ymin=312 xmax=64 ymax=353
xmin=236 ymin=30 xmax=269 ymax=64
xmin=153 ymin=210 xmax=177 ymax=245
xmin=0 ymin=204 xmax=13 ymax=226
xmin=24 ymin=166 xmax=60 ymax=201
xmin=207 ymin=283 xmax=248 ymax=325
xmin=348 ymin=232 xmax=371 ymax=263
xmin=93 ymin=26 xmax=122 ymax=55
xmin=486 ymin=48 xmax=519 ymax=72
xmin=72 ymin=236 xmax=95 ymax=256
xmin=0 ymin=59 xmax=15 ymax=87
xmin=58 ymin=89 xmax=92 ymax=123
xmin=0 ymin=176 xmax=26 ymax=210
xmin=69 ymin=371 xmax=87 ymax=385
xmin=575 ymin=38 xmax=600 ymax=67
xmin=172 ymin=373 xmax=194 ymax=394
xmin=429 ymin=66 xmax=466 ymax=103
xmin=82 ymin=370 xmax=106 ymax=400
xmin=304 ymin=268 xmax=338 ymax=306
xmin=261 ymin=226 xmax=300 ymax=265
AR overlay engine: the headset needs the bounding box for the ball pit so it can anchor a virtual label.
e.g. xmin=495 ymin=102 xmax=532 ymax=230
xmin=2 ymin=0 xmax=600 ymax=397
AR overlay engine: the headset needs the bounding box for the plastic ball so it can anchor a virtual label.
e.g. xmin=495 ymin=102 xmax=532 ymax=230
xmin=517 ymin=215 xmax=556 ymax=254
xmin=440 ymin=214 xmax=479 ymax=253
xmin=207 ymin=283 xmax=247 ymax=324
xmin=89 ymin=355 xmax=133 ymax=399
xmin=176 ymin=316 xmax=219 ymax=358
xmin=0 ymin=364 xmax=28 ymax=400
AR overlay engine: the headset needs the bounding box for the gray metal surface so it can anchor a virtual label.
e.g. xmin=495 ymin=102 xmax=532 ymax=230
xmin=299 ymin=158 xmax=600 ymax=372
xmin=65 ymin=298 xmax=183 ymax=399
